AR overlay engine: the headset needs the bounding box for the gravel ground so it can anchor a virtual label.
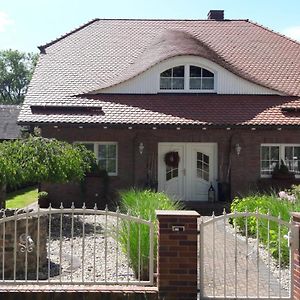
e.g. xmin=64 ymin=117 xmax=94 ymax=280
xmin=32 ymin=213 xmax=137 ymax=283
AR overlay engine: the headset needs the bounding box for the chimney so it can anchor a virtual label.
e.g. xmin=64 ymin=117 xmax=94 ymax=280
xmin=207 ymin=10 xmax=224 ymax=20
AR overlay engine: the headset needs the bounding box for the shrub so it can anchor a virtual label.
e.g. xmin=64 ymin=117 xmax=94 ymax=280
xmin=118 ymin=189 xmax=183 ymax=279
xmin=231 ymin=192 xmax=296 ymax=265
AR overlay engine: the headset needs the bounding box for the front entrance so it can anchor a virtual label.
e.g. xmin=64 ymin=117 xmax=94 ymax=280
xmin=158 ymin=143 xmax=217 ymax=201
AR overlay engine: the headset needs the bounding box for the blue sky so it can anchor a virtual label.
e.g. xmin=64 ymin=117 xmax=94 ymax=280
xmin=1 ymin=0 xmax=300 ymax=53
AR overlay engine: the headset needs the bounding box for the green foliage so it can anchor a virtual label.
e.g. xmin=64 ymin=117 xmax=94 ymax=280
xmin=231 ymin=192 xmax=295 ymax=265
xmin=6 ymin=187 xmax=38 ymax=209
xmin=0 ymin=50 xmax=38 ymax=104
xmin=38 ymin=191 xmax=48 ymax=201
xmin=290 ymin=184 xmax=300 ymax=199
xmin=0 ymin=136 xmax=96 ymax=188
xmin=118 ymin=189 xmax=183 ymax=279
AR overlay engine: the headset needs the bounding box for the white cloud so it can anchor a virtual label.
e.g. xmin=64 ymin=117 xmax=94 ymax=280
xmin=282 ymin=26 xmax=300 ymax=42
xmin=0 ymin=11 xmax=14 ymax=33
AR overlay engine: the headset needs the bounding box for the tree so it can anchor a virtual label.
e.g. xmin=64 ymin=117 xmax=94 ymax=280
xmin=0 ymin=136 xmax=96 ymax=208
xmin=0 ymin=50 xmax=38 ymax=104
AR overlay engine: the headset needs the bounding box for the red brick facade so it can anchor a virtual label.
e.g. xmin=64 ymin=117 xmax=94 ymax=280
xmin=156 ymin=210 xmax=199 ymax=300
xmin=40 ymin=126 xmax=300 ymax=207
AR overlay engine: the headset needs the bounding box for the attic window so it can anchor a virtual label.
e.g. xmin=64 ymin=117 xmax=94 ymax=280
xmin=189 ymin=66 xmax=214 ymax=90
xmin=160 ymin=66 xmax=184 ymax=90
xmin=159 ymin=64 xmax=215 ymax=92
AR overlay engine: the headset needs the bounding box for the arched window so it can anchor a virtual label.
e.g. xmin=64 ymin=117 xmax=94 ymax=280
xmin=189 ymin=66 xmax=214 ymax=90
xmin=160 ymin=66 xmax=184 ymax=90
xmin=159 ymin=64 xmax=215 ymax=91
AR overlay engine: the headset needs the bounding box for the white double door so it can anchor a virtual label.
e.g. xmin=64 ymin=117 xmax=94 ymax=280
xmin=158 ymin=143 xmax=217 ymax=201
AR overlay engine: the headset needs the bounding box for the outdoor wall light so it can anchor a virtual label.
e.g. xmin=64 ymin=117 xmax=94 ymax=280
xmin=235 ymin=143 xmax=242 ymax=156
xmin=139 ymin=142 xmax=144 ymax=155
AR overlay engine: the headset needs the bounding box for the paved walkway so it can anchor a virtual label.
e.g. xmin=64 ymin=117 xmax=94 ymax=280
xmin=200 ymin=217 xmax=290 ymax=299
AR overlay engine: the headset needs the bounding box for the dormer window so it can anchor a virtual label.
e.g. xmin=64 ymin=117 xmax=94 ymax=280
xmin=189 ymin=66 xmax=214 ymax=90
xmin=160 ymin=66 xmax=184 ymax=90
xmin=159 ymin=64 xmax=215 ymax=92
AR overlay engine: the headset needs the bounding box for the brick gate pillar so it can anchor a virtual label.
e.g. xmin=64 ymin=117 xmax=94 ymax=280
xmin=292 ymin=213 xmax=300 ymax=300
xmin=156 ymin=210 xmax=199 ymax=300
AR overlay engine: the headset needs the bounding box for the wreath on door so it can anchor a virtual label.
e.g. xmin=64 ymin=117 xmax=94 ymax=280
xmin=164 ymin=151 xmax=180 ymax=168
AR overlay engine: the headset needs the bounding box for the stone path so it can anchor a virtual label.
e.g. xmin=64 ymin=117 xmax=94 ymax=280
xmin=200 ymin=217 xmax=290 ymax=299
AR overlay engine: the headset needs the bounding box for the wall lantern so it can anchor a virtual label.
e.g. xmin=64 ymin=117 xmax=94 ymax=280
xmin=235 ymin=143 xmax=242 ymax=156
xmin=139 ymin=142 xmax=144 ymax=155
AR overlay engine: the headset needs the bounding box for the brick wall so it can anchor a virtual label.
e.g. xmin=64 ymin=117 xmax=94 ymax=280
xmin=41 ymin=126 xmax=300 ymax=205
xmin=156 ymin=210 xmax=199 ymax=300
xmin=0 ymin=291 xmax=158 ymax=300
xmin=0 ymin=216 xmax=47 ymax=279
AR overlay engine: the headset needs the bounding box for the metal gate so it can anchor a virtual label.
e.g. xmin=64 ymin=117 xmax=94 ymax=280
xmin=198 ymin=210 xmax=297 ymax=299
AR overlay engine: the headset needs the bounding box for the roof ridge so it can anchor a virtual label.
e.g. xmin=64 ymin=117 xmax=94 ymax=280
xmin=247 ymin=19 xmax=300 ymax=47
xmin=85 ymin=18 xmax=249 ymax=21
xmin=38 ymin=18 xmax=100 ymax=53
xmin=37 ymin=18 xmax=250 ymax=54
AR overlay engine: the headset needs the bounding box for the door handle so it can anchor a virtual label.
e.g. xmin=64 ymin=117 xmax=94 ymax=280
xmin=182 ymin=169 xmax=186 ymax=176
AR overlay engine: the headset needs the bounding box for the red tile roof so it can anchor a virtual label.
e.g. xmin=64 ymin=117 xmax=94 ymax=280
xmin=19 ymin=18 xmax=300 ymax=126
xmin=19 ymin=94 xmax=300 ymax=127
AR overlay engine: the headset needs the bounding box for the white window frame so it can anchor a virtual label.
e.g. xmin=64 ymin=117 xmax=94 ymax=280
xmin=75 ymin=141 xmax=118 ymax=176
xmin=260 ymin=143 xmax=300 ymax=178
xmin=159 ymin=63 xmax=215 ymax=93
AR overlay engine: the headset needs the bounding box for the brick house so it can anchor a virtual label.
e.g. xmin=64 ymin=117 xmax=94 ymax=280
xmin=18 ymin=10 xmax=300 ymax=207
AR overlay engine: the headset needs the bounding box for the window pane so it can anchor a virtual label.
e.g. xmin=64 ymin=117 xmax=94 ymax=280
xmin=203 ymin=172 xmax=209 ymax=182
xmin=107 ymin=159 xmax=116 ymax=173
xmin=98 ymin=159 xmax=106 ymax=170
xmin=261 ymin=147 xmax=269 ymax=160
xmin=166 ymin=171 xmax=171 ymax=181
xmin=160 ymin=68 xmax=172 ymax=77
xmin=285 ymin=146 xmax=293 ymax=160
xmin=202 ymin=78 xmax=214 ymax=89
xmin=172 ymin=78 xmax=184 ymax=89
xmin=190 ymin=78 xmax=201 ymax=89
xmin=98 ymin=145 xmax=107 ymax=159
xmin=172 ymin=168 xmax=178 ymax=178
xmin=80 ymin=143 xmax=94 ymax=152
xmin=107 ymin=144 xmax=116 ymax=159
xmin=160 ymin=78 xmax=171 ymax=89
xmin=173 ymin=66 xmax=184 ymax=77
xmin=190 ymin=66 xmax=202 ymax=77
xmin=203 ymin=163 xmax=209 ymax=173
xmin=294 ymin=147 xmax=300 ymax=159
xmin=261 ymin=145 xmax=279 ymax=176
xmin=270 ymin=146 xmax=279 ymax=161
xmin=97 ymin=144 xmax=117 ymax=174
xmin=202 ymin=68 xmax=214 ymax=77
xmin=197 ymin=160 xmax=201 ymax=169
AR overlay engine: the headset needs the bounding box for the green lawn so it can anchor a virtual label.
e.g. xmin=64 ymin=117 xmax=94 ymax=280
xmin=6 ymin=186 xmax=38 ymax=209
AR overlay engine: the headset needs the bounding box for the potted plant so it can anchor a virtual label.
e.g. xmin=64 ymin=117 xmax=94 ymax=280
xmin=272 ymin=159 xmax=295 ymax=180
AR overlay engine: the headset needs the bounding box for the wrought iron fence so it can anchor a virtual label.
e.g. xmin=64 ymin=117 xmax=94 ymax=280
xmin=199 ymin=210 xmax=296 ymax=299
xmin=0 ymin=204 xmax=154 ymax=286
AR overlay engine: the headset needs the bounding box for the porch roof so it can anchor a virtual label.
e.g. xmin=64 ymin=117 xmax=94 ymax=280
xmin=19 ymin=94 xmax=300 ymax=127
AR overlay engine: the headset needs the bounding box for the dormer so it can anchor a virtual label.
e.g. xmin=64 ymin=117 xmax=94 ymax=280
xmin=96 ymin=55 xmax=279 ymax=95
xmin=159 ymin=64 xmax=215 ymax=92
